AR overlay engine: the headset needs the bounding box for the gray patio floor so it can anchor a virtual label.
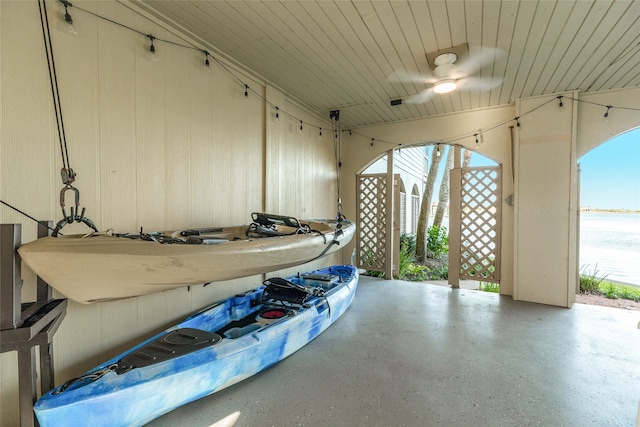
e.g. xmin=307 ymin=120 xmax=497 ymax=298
xmin=148 ymin=275 xmax=640 ymax=427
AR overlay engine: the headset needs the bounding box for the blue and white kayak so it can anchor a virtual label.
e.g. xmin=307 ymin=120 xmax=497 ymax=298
xmin=34 ymin=265 xmax=359 ymax=427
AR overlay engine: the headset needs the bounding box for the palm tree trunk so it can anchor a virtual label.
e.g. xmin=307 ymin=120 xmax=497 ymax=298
xmin=416 ymin=145 xmax=445 ymax=262
xmin=433 ymin=146 xmax=455 ymax=228
xmin=463 ymin=148 xmax=472 ymax=167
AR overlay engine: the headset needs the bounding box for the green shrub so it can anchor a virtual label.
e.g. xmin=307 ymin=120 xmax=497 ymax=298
xmin=400 ymin=233 xmax=417 ymax=256
xmin=395 ymin=238 xmax=428 ymax=281
xmin=426 ymin=265 xmax=449 ymax=280
xmin=401 ymin=262 xmax=429 ymax=281
xmin=426 ymin=225 xmax=448 ymax=259
xmin=395 ymin=244 xmax=413 ymax=279
xmin=365 ymin=231 xmax=450 ymax=282
xmin=579 ymin=264 xmax=609 ymax=293
xmin=366 ymin=269 xmax=386 ymax=278
xmin=364 ymin=237 xmax=428 ymax=281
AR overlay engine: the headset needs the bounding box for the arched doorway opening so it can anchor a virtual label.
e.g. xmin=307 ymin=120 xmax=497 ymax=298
xmin=357 ymin=144 xmax=501 ymax=288
xmin=578 ymin=128 xmax=640 ymax=288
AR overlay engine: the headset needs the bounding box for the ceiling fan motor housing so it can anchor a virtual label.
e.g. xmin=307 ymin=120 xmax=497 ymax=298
xmin=434 ymin=61 xmax=456 ymax=79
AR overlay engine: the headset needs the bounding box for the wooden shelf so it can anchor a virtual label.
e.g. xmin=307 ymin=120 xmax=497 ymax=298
xmin=1 ymin=222 xmax=67 ymax=427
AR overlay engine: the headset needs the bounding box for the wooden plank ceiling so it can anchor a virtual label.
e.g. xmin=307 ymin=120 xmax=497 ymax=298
xmin=132 ymin=0 xmax=640 ymax=129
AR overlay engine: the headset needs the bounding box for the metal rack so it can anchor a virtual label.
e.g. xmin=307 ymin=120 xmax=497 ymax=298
xmin=0 ymin=222 xmax=67 ymax=427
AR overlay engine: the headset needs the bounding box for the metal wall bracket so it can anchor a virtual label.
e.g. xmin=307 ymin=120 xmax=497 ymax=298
xmin=0 ymin=222 xmax=68 ymax=427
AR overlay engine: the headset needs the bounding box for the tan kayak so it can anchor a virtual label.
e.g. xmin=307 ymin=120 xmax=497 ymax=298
xmin=18 ymin=213 xmax=354 ymax=304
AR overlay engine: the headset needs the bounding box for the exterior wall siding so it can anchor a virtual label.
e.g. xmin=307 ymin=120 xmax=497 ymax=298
xmin=0 ymin=2 xmax=339 ymax=424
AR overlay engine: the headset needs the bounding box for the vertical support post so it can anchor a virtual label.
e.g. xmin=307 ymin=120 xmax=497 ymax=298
xmin=36 ymin=220 xmax=56 ymax=394
xmin=36 ymin=221 xmax=53 ymax=301
xmin=449 ymin=168 xmax=462 ymax=289
xmin=40 ymin=341 xmax=55 ymax=394
xmin=1 ymin=224 xmax=22 ymax=329
xmin=454 ymin=145 xmax=461 ymax=168
xmin=392 ymin=174 xmax=401 ymax=276
xmin=17 ymin=347 xmax=37 ymax=427
xmin=385 ymin=149 xmax=395 ymax=279
xmin=567 ymin=92 xmax=580 ymax=308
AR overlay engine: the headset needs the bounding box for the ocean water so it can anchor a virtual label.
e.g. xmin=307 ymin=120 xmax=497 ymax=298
xmin=579 ymin=212 xmax=640 ymax=286
xmin=431 ymin=212 xmax=640 ymax=286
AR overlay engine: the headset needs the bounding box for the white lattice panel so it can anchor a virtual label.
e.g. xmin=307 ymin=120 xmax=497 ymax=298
xmin=460 ymin=167 xmax=501 ymax=281
xmin=356 ymin=174 xmax=387 ymax=272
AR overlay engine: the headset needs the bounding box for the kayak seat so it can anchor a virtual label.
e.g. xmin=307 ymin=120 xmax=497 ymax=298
xmin=115 ymin=328 xmax=221 ymax=374
xmin=251 ymin=212 xmax=303 ymax=228
xmin=246 ymin=212 xmax=312 ymax=237
xmin=246 ymin=223 xmax=299 ymax=237
xmin=260 ymin=277 xmax=311 ymax=305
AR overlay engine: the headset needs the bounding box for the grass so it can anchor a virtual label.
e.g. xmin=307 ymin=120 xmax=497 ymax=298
xmin=367 ymin=246 xmax=639 ymax=301
xmin=597 ymin=281 xmax=640 ymax=301
xmin=580 ymin=264 xmax=640 ymax=301
xmin=479 ymin=281 xmax=500 ymax=293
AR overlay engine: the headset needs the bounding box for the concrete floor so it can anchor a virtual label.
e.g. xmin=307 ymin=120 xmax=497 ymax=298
xmin=148 ymin=276 xmax=640 ymax=427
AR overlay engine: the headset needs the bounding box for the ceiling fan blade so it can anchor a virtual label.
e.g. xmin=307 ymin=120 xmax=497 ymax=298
xmin=403 ymin=88 xmax=436 ymax=104
xmin=457 ymin=76 xmax=504 ymax=90
xmin=453 ymin=47 xmax=505 ymax=77
xmin=388 ymin=69 xmax=436 ymax=84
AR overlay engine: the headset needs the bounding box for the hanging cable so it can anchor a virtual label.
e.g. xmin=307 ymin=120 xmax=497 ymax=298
xmin=39 ymin=0 xmax=97 ymax=235
xmin=39 ymin=0 xmax=73 ymax=184
xmin=0 ymin=199 xmax=59 ymax=234
xmin=59 ymin=3 xmax=640 ymax=156
xmin=330 ymin=110 xmax=345 ymax=222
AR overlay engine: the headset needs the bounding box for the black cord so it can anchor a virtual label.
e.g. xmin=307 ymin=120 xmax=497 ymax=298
xmin=58 ymin=1 xmax=640 ymax=154
xmin=38 ymin=0 xmax=71 ymax=173
xmin=0 ymin=199 xmax=59 ymax=234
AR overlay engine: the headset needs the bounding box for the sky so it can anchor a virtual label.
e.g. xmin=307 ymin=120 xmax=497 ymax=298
xmin=376 ymin=129 xmax=640 ymax=211
xmin=465 ymin=128 xmax=640 ymax=211
xmin=578 ymin=129 xmax=640 ymax=211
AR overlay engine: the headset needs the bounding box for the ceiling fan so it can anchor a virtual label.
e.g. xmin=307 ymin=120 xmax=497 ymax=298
xmin=389 ymin=43 xmax=504 ymax=105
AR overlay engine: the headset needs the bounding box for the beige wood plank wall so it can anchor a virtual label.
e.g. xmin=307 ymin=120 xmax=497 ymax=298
xmin=0 ymin=2 xmax=339 ymax=425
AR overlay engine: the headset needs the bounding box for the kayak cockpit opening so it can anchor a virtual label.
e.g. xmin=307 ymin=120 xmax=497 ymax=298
xmin=92 ymin=212 xmax=341 ymax=244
